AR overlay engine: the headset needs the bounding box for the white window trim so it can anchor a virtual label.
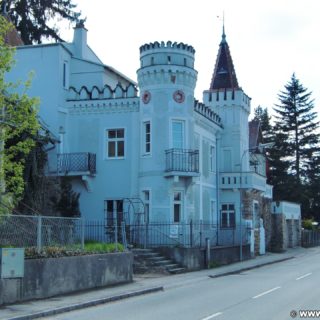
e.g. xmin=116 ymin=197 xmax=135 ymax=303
xmin=141 ymin=189 xmax=152 ymax=223
xmin=105 ymin=127 xmax=126 ymax=160
xmin=141 ymin=119 xmax=152 ymax=157
xmin=172 ymin=189 xmax=184 ymax=223
xmin=169 ymin=118 xmax=188 ymax=149
xmin=220 ymin=203 xmax=236 ymax=229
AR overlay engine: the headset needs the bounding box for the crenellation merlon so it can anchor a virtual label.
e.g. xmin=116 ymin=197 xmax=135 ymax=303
xmin=203 ymin=89 xmax=251 ymax=109
xmin=140 ymin=41 xmax=195 ymax=54
xmin=194 ymin=100 xmax=223 ymax=128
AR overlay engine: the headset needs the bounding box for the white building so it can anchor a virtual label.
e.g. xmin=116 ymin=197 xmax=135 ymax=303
xmin=7 ymin=22 xmax=275 ymax=253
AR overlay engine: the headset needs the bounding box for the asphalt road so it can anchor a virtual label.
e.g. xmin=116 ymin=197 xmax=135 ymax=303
xmin=43 ymin=248 xmax=320 ymax=320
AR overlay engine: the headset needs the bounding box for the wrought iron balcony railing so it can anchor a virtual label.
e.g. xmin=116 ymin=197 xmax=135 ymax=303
xmin=165 ymin=148 xmax=199 ymax=176
xmin=57 ymin=152 xmax=96 ymax=175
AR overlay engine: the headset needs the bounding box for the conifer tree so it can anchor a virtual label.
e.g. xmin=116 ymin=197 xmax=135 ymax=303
xmin=253 ymin=106 xmax=273 ymax=143
xmin=1 ymin=0 xmax=81 ymax=44
xmin=272 ymin=74 xmax=320 ymax=215
xmin=273 ymin=74 xmax=320 ymax=184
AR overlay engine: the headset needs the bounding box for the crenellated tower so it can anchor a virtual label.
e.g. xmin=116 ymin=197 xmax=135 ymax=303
xmin=203 ymin=27 xmax=251 ymax=173
xmin=136 ymin=41 xmax=198 ymax=222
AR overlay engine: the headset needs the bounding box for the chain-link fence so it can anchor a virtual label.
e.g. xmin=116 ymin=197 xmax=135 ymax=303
xmin=0 ymin=215 xmax=84 ymax=253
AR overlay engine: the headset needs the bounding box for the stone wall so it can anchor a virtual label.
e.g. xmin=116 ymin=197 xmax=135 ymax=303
xmin=242 ymin=190 xmax=273 ymax=253
xmin=157 ymin=245 xmax=251 ymax=270
xmin=0 ymin=252 xmax=133 ymax=306
xmin=271 ymin=214 xmax=287 ymax=252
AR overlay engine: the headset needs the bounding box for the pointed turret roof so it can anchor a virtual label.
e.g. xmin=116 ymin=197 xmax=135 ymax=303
xmin=1 ymin=14 xmax=24 ymax=46
xmin=209 ymin=25 xmax=239 ymax=91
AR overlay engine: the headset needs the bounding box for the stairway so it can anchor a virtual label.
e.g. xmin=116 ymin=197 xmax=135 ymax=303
xmin=132 ymin=248 xmax=186 ymax=274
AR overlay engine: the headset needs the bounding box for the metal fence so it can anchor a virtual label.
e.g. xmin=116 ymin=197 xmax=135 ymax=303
xmin=301 ymin=229 xmax=320 ymax=247
xmin=0 ymin=215 xmax=251 ymax=251
xmin=85 ymin=220 xmax=251 ymax=249
xmin=0 ymin=215 xmax=84 ymax=253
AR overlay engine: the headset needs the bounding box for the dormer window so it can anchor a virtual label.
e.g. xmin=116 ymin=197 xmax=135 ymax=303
xmin=218 ymin=67 xmax=228 ymax=75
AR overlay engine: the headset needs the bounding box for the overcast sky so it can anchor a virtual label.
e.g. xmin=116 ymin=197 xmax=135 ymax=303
xmin=61 ymin=0 xmax=320 ymax=117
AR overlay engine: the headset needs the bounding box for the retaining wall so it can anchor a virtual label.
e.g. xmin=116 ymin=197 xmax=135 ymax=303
xmin=0 ymin=252 xmax=133 ymax=306
xmin=157 ymin=245 xmax=251 ymax=270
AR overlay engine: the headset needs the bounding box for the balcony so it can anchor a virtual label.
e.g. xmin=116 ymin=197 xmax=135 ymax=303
xmin=55 ymin=152 xmax=96 ymax=176
xmin=164 ymin=149 xmax=200 ymax=178
xmin=220 ymin=172 xmax=266 ymax=192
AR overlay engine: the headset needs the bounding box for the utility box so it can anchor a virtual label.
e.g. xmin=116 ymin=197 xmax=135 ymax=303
xmin=0 ymin=248 xmax=25 ymax=278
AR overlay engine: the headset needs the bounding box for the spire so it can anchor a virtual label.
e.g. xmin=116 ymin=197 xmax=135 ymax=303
xmin=209 ymin=23 xmax=239 ymax=91
xmin=221 ymin=12 xmax=226 ymax=44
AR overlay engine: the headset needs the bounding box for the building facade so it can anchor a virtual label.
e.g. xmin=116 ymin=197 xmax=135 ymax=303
xmin=7 ymin=23 xmax=275 ymax=253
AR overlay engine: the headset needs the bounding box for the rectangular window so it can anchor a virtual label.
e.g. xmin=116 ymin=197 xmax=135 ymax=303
xmin=106 ymin=128 xmax=125 ymax=158
xmin=210 ymin=146 xmax=215 ymax=172
xmin=143 ymin=121 xmax=151 ymax=155
xmin=104 ymin=200 xmax=123 ymax=227
xmin=173 ymin=191 xmax=183 ymax=223
xmin=142 ymin=190 xmax=150 ymax=223
xmin=172 ymin=121 xmax=184 ymax=149
xmin=63 ymin=61 xmax=69 ymax=89
xmin=221 ymin=204 xmax=235 ymax=228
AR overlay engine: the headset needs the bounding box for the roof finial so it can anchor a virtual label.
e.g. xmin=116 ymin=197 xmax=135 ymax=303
xmin=221 ymin=11 xmax=226 ymax=44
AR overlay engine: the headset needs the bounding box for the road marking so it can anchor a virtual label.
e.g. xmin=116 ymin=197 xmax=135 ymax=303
xmin=201 ymin=312 xmax=223 ymax=320
xmin=252 ymin=286 xmax=281 ymax=299
xmin=296 ymin=272 xmax=312 ymax=280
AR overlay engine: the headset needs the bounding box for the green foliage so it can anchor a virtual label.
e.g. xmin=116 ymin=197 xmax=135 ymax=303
xmin=270 ymin=74 xmax=320 ymax=218
xmin=273 ymin=74 xmax=320 ymax=183
xmin=1 ymin=0 xmax=82 ymax=44
xmin=302 ymin=219 xmax=315 ymax=230
xmin=50 ymin=177 xmax=80 ymax=217
xmin=24 ymin=242 xmax=124 ymax=259
xmin=0 ymin=16 xmax=40 ymax=210
xmin=208 ymin=261 xmax=220 ymax=269
xmin=84 ymin=241 xmax=124 ymax=253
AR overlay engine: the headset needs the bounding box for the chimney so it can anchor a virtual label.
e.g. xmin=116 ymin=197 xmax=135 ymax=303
xmin=73 ymin=20 xmax=87 ymax=58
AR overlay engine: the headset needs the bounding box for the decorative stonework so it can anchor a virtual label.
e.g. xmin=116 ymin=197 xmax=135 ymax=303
xmin=67 ymin=98 xmax=140 ymax=115
xmin=173 ymin=90 xmax=185 ymax=103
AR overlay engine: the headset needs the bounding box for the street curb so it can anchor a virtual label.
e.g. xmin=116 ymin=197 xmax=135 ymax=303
xmin=7 ymin=286 xmax=164 ymax=320
xmin=208 ymin=256 xmax=295 ymax=279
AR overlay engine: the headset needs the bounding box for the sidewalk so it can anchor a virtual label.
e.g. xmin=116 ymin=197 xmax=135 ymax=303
xmin=0 ymin=247 xmax=308 ymax=320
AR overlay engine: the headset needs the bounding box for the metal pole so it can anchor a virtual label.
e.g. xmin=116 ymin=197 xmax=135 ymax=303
xmin=190 ymin=220 xmax=193 ymax=247
xmin=37 ymin=216 xmax=42 ymax=254
xmin=81 ymin=218 xmax=85 ymax=250
xmin=206 ymin=238 xmax=211 ymax=269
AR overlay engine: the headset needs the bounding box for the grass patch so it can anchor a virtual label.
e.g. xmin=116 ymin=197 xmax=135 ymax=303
xmin=84 ymin=241 xmax=124 ymax=253
xmin=21 ymin=241 xmax=124 ymax=259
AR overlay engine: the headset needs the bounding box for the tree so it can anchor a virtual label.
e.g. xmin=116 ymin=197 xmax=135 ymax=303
xmin=1 ymin=0 xmax=81 ymax=44
xmin=0 ymin=15 xmax=39 ymax=213
xmin=272 ymin=74 xmax=320 ymax=216
xmin=273 ymin=74 xmax=320 ymax=184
